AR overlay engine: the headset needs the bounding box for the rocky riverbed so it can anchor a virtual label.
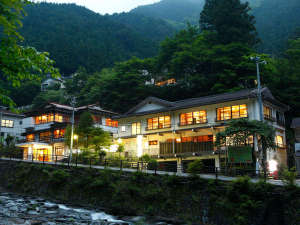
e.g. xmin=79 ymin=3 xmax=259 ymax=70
xmin=0 ymin=192 xmax=172 ymax=225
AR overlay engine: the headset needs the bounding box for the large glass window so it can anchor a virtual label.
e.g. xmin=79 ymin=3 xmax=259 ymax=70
xmin=1 ymin=120 xmax=14 ymax=128
xmin=132 ymin=122 xmax=141 ymax=135
xmin=147 ymin=116 xmax=171 ymax=130
xmin=35 ymin=113 xmax=66 ymax=124
xmin=217 ymin=105 xmax=248 ymax=121
xmin=180 ymin=111 xmax=207 ymax=126
xmin=264 ymin=106 xmax=273 ymax=120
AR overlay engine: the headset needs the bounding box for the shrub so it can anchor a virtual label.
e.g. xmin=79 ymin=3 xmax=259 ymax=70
xmin=147 ymin=159 xmax=158 ymax=170
xmin=281 ymin=167 xmax=298 ymax=186
xmin=187 ymin=159 xmax=204 ymax=175
xmin=49 ymin=169 xmax=70 ymax=186
xmin=140 ymin=154 xmax=151 ymax=162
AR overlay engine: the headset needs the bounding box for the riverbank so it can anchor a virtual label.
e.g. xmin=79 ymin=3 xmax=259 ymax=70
xmin=0 ymin=161 xmax=300 ymax=225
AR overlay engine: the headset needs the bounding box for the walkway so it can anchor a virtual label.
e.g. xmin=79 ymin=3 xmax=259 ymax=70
xmin=1 ymin=157 xmax=299 ymax=187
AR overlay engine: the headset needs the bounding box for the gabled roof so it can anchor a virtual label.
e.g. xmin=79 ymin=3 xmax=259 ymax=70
xmin=0 ymin=107 xmax=24 ymax=118
xmin=125 ymin=96 xmax=174 ymax=115
xmin=117 ymin=87 xmax=288 ymax=119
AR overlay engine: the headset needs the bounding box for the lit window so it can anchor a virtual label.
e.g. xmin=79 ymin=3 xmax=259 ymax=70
xmin=149 ymin=140 xmax=158 ymax=146
xmin=1 ymin=120 xmax=14 ymax=128
xmin=180 ymin=111 xmax=207 ymax=126
xmin=147 ymin=116 xmax=171 ymax=130
xmin=217 ymin=105 xmax=248 ymax=121
xmin=35 ymin=113 xmax=64 ymax=124
xmin=53 ymin=129 xmax=65 ymax=139
xmin=264 ymin=106 xmax=273 ymax=120
xmin=121 ymin=126 xmax=126 ymax=132
xmin=132 ymin=122 xmax=141 ymax=135
xmin=26 ymin=134 xmax=35 ymax=142
xmin=276 ymin=136 xmax=284 ymax=148
xmin=106 ymin=118 xmax=118 ymax=127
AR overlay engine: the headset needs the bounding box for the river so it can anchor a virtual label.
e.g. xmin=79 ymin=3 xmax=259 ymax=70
xmin=0 ymin=192 xmax=171 ymax=225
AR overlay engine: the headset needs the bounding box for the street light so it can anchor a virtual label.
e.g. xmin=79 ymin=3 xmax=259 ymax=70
xmin=69 ymin=97 xmax=76 ymax=164
xmin=250 ymin=56 xmax=266 ymax=122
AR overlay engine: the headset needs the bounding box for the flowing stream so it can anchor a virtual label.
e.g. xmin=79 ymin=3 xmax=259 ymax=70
xmin=0 ymin=192 xmax=169 ymax=225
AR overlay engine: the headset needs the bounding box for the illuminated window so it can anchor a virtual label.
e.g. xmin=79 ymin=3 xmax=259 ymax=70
xmin=39 ymin=131 xmax=51 ymax=142
xmin=147 ymin=116 xmax=171 ymax=130
xmin=217 ymin=105 xmax=248 ymax=121
xmin=35 ymin=113 xmax=65 ymax=124
xmin=276 ymin=136 xmax=284 ymax=147
xmin=106 ymin=118 xmax=118 ymax=127
xmin=149 ymin=140 xmax=158 ymax=146
xmin=264 ymin=106 xmax=273 ymax=120
xmin=1 ymin=120 xmax=14 ymax=128
xmin=26 ymin=134 xmax=35 ymax=142
xmin=132 ymin=122 xmax=141 ymax=135
xmin=180 ymin=111 xmax=207 ymax=125
xmin=121 ymin=126 xmax=126 ymax=132
xmin=53 ymin=129 xmax=65 ymax=139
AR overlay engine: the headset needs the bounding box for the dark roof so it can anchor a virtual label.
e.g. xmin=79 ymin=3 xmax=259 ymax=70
xmin=25 ymin=103 xmax=118 ymax=117
xmin=116 ymin=87 xmax=288 ymax=119
xmin=291 ymin=118 xmax=300 ymax=128
xmin=0 ymin=108 xmax=25 ymax=118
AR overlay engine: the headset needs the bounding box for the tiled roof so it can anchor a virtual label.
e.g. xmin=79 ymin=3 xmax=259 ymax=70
xmin=117 ymin=87 xmax=288 ymax=118
xmin=0 ymin=108 xmax=25 ymax=118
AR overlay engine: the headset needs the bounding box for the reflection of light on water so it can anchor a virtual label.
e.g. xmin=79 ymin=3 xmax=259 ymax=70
xmin=269 ymin=160 xmax=278 ymax=173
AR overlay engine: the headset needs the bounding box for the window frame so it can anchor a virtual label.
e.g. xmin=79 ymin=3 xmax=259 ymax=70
xmin=131 ymin=122 xmax=141 ymax=135
xmin=147 ymin=116 xmax=171 ymax=130
xmin=1 ymin=119 xmax=14 ymax=128
xmin=216 ymin=104 xmax=248 ymax=121
xmin=179 ymin=110 xmax=207 ymax=126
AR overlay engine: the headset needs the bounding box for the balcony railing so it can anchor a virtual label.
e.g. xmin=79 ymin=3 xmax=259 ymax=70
xmin=146 ymin=124 xmax=171 ymax=131
xmin=159 ymin=141 xmax=214 ymax=156
xmin=178 ymin=119 xmax=207 ymax=126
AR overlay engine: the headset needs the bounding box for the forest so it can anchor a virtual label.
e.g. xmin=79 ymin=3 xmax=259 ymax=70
xmin=1 ymin=0 xmax=300 ymax=122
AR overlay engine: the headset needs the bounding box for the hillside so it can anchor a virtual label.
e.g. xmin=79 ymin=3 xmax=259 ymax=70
xmin=132 ymin=0 xmax=300 ymax=54
xmin=20 ymin=3 xmax=175 ymax=75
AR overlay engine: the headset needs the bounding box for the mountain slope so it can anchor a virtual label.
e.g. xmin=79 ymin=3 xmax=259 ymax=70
xmin=132 ymin=0 xmax=300 ymax=54
xmin=20 ymin=3 xmax=175 ymax=75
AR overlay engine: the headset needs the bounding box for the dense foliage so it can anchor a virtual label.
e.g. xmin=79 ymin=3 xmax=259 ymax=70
xmin=0 ymin=0 xmax=59 ymax=107
xmin=1 ymin=162 xmax=300 ymax=224
xmin=19 ymin=3 xmax=175 ymax=75
xmin=132 ymin=0 xmax=300 ymax=55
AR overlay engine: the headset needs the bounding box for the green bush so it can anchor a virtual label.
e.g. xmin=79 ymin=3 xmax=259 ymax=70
xmin=281 ymin=167 xmax=298 ymax=186
xmin=147 ymin=159 xmax=158 ymax=170
xmin=187 ymin=159 xmax=204 ymax=175
xmin=49 ymin=169 xmax=70 ymax=186
xmin=140 ymin=154 xmax=151 ymax=162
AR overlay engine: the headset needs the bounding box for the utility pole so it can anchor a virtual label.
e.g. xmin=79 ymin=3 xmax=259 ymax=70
xmin=251 ymin=56 xmax=266 ymax=122
xmin=69 ymin=97 xmax=76 ymax=164
xmin=251 ymin=56 xmax=267 ymax=179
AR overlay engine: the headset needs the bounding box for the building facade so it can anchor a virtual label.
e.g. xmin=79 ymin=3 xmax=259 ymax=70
xmin=0 ymin=107 xmax=25 ymax=144
xmin=16 ymin=103 xmax=118 ymax=161
xmin=115 ymin=88 xmax=288 ymax=170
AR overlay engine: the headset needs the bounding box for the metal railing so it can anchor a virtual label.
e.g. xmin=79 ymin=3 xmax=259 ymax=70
xmin=0 ymin=152 xmax=285 ymax=180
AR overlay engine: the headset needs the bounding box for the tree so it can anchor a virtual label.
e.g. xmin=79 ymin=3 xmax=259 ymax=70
xmin=200 ymin=0 xmax=258 ymax=47
xmin=216 ymin=119 xmax=276 ymax=178
xmin=0 ymin=0 xmax=59 ymax=107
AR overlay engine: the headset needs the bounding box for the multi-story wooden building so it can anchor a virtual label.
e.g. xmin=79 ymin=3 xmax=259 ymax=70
xmin=115 ymin=88 xmax=288 ymax=171
xmin=17 ymin=103 xmax=118 ymax=161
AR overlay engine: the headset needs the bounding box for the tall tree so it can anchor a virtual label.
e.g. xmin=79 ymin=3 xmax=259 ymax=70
xmin=200 ymin=0 xmax=258 ymax=46
xmin=0 ymin=0 xmax=59 ymax=107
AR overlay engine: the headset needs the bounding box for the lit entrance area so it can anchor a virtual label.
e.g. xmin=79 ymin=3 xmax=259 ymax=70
xmin=16 ymin=142 xmax=52 ymax=162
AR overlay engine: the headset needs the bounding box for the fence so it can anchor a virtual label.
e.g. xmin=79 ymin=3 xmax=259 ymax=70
xmin=0 ymin=151 xmax=282 ymax=180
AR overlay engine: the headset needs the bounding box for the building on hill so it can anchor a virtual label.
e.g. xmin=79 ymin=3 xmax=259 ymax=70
xmin=16 ymin=103 xmax=118 ymax=161
xmin=0 ymin=107 xmax=25 ymax=144
xmin=114 ymin=87 xmax=288 ymax=172
xmin=41 ymin=74 xmax=64 ymax=91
